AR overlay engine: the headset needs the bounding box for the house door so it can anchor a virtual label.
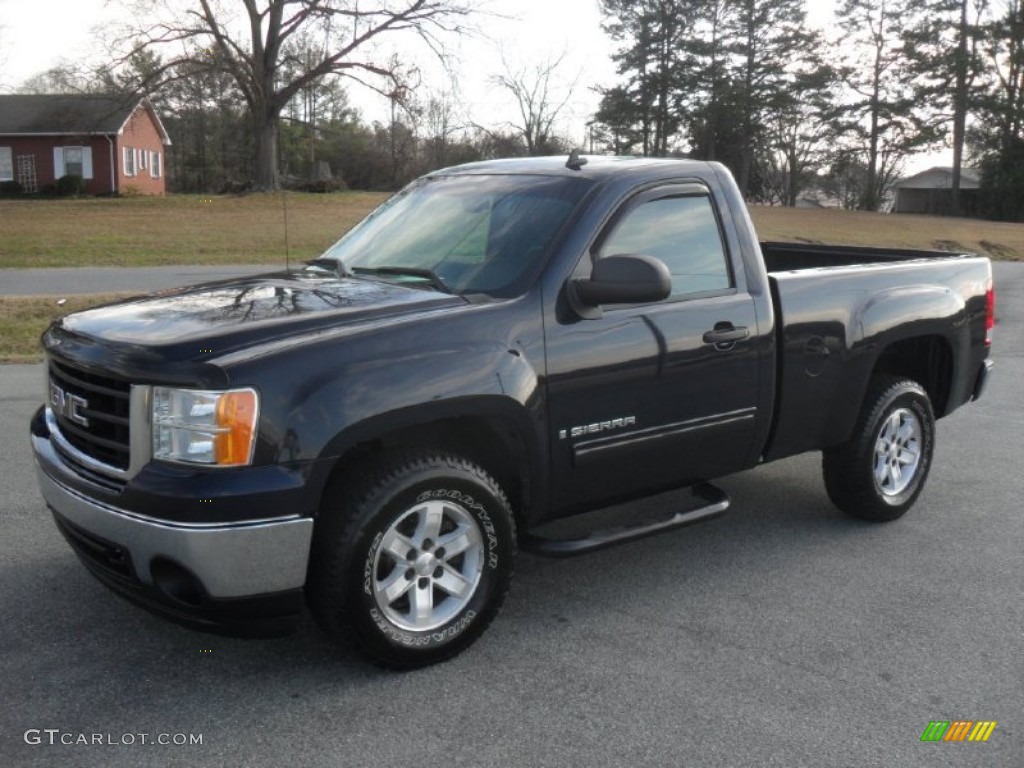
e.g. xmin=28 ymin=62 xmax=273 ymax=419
xmin=17 ymin=155 xmax=37 ymax=193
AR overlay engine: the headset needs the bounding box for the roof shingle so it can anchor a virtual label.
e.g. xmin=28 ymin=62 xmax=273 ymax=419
xmin=0 ymin=94 xmax=143 ymax=135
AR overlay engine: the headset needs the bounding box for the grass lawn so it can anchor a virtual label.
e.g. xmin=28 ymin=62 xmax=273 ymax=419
xmin=0 ymin=192 xmax=389 ymax=268
xmin=0 ymin=294 xmax=134 ymax=363
xmin=1 ymin=192 xmax=1022 ymax=270
xmin=748 ymin=204 xmax=1024 ymax=260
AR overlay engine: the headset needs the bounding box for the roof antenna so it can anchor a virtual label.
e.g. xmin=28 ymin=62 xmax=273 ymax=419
xmin=566 ymin=149 xmax=588 ymax=171
xmin=281 ymin=188 xmax=291 ymax=272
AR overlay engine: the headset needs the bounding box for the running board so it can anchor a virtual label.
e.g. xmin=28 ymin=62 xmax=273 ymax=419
xmin=520 ymin=483 xmax=730 ymax=558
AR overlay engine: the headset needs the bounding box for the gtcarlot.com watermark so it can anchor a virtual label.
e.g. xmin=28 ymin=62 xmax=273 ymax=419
xmin=24 ymin=729 xmax=203 ymax=747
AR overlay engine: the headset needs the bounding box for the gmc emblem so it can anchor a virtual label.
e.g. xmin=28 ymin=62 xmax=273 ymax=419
xmin=49 ymin=381 xmax=90 ymax=427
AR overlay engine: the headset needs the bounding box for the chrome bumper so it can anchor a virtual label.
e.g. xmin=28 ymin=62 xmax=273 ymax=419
xmin=35 ymin=463 xmax=314 ymax=599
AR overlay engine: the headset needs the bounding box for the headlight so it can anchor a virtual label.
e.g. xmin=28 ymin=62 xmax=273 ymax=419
xmin=152 ymin=387 xmax=259 ymax=466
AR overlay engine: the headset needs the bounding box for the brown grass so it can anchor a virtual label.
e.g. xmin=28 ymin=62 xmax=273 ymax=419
xmin=0 ymin=294 xmax=136 ymax=363
xmin=748 ymin=205 xmax=1024 ymax=260
xmin=1 ymin=193 xmax=1021 ymax=269
xmin=0 ymin=192 xmax=389 ymax=268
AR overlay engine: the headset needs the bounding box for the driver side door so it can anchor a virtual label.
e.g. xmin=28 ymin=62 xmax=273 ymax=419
xmin=545 ymin=181 xmax=761 ymax=513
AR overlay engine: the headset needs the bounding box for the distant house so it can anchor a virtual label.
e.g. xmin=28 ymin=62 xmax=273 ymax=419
xmin=891 ymin=166 xmax=981 ymax=216
xmin=0 ymin=94 xmax=171 ymax=196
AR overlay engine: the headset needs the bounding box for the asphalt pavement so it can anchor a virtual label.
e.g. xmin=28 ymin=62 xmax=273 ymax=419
xmin=0 ymin=264 xmax=279 ymax=296
xmin=0 ymin=264 xmax=1021 ymax=767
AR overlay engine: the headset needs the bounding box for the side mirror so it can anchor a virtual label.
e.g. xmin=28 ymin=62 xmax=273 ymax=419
xmin=572 ymin=254 xmax=672 ymax=307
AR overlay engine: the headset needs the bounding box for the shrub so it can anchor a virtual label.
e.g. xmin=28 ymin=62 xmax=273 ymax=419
xmin=0 ymin=180 xmax=23 ymax=197
xmin=284 ymin=177 xmax=348 ymax=193
xmin=55 ymin=174 xmax=85 ymax=197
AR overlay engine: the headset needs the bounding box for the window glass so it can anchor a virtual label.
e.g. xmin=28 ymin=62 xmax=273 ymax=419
xmin=124 ymin=147 xmax=135 ymax=176
xmin=64 ymin=147 xmax=83 ymax=177
xmin=0 ymin=148 xmax=13 ymax=181
xmin=600 ymin=194 xmax=731 ymax=296
xmin=151 ymin=152 xmax=161 ymax=178
xmin=320 ymin=174 xmax=592 ymax=297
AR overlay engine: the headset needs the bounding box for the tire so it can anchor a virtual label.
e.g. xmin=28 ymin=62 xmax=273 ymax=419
xmin=307 ymin=452 xmax=516 ymax=669
xmin=822 ymin=376 xmax=935 ymax=522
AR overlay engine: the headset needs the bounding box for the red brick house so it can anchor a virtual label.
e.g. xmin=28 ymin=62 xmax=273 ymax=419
xmin=0 ymin=94 xmax=171 ymax=196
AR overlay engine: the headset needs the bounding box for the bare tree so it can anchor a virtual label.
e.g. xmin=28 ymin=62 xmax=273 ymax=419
xmin=120 ymin=0 xmax=474 ymax=189
xmin=491 ymin=52 xmax=578 ymax=155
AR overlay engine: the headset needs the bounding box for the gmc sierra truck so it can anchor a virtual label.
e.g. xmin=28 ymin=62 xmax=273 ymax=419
xmin=31 ymin=156 xmax=994 ymax=668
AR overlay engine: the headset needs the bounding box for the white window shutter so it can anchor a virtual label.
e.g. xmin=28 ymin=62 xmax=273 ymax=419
xmin=82 ymin=146 xmax=93 ymax=180
xmin=53 ymin=147 xmax=65 ymax=178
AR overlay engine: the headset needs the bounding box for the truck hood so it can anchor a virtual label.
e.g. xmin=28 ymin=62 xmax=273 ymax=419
xmin=56 ymin=270 xmax=465 ymax=354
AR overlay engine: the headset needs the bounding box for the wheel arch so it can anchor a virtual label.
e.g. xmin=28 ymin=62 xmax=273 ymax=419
xmin=316 ymin=398 xmax=542 ymax=531
xmin=871 ymin=334 xmax=954 ymax=417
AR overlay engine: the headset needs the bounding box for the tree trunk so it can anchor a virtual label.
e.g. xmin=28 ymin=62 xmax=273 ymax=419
xmin=863 ymin=39 xmax=883 ymax=211
xmin=254 ymin=110 xmax=280 ymax=191
xmin=737 ymin=12 xmax=756 ymax=198
xmin=950 ymin=0 xmax=969 ymax=216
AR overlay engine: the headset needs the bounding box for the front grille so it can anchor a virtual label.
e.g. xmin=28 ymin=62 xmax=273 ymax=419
xmin=49 ymin=359 xmax=131 ymax=470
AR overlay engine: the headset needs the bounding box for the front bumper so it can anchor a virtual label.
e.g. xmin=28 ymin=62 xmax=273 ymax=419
xmin=32 ymin=409 xmax=315 ymax=636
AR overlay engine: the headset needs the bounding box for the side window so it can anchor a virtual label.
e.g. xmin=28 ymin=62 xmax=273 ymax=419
xmin=599 ymin=194 xmax=731 ymax=297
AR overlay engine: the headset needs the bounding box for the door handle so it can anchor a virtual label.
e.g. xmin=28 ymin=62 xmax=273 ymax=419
xmin=703 ymin=324 xmax=749 ymax=345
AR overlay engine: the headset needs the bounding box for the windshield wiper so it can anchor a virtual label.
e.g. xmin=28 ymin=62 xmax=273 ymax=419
xmin=351 ymin=266 xmax=452 ymax=294
xmin=304 ymin=257 xmax=351 ymax=276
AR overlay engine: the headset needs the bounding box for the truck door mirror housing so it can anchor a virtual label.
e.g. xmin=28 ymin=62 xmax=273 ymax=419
xmin=572 ymin=254 xmax=672 ymax=307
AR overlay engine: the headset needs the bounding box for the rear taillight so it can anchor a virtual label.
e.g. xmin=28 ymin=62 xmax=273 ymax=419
xmin=985 ymin=280 xmax=995 ymax=346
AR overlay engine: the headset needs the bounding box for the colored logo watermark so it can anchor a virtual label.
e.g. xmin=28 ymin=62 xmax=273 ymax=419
xmin=921 ymin=721 xmax=997 ymax=743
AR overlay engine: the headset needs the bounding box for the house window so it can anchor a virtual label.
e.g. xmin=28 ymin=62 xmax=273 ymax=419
xmin=150 ymin=151 xmax=162 ymax=178
xmin=123 ymin=147 xmax=135 ymax=176
xmin=53 ymin=146 xmax=93 ymax=180
xmin=0 ymin=148 xmax=12 ymax=181
xmin=64 ymin=147 xmax=84 ymax=177
xmin=138 ymin=149 xmax=146 ymax=170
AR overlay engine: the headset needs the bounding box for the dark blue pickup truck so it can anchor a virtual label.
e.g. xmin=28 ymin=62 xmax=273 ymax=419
xmin=31 ymin=156 xmax=994 ymax=667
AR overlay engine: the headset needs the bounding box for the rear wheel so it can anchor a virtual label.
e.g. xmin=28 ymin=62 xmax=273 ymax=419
xmin=307 ymin=452 xmax=515 ymax=668
xmin=822 ymin=376 xmax=935 ymax=522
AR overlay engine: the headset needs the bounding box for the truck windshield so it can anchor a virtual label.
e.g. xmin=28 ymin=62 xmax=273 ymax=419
xmin=318 ymin=174 xmax=593 ymax=297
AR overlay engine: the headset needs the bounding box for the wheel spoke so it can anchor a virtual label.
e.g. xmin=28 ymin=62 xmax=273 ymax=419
xmin=377 ymin=568 xmax=414 ymax=604
xmin=890 ymin=463 xmax=903 ymax=488
xmin=434 ymin=564 xmax=472 ymax=598
xmin=381 ymin=530 xmax=416 ymax=564
xmin=881 ymin=413 xmax=899 ymax=442
xmin=897 ymin=448 xmax=918 ymax=466
xmin=437 ymin=527 xmax=473 ymax=558
xmin=413 ymin=501 xmax=445 ymax=545
xmin=874 ymin=456 xmax=889 ymax=486
xmin=896 ymin=420 xmax=916 ymax=444
xmin=409 ymin=580 xmax=434 ymax=622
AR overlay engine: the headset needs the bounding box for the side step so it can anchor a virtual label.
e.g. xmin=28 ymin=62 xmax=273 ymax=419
xmin=520 ymin=483 xmax=730 ymax=558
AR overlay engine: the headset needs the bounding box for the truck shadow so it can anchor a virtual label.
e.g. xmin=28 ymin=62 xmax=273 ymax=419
xmin=4 ymin=453 xmax=908 ymax=732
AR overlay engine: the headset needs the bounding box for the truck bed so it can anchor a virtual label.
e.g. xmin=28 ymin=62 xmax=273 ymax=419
xmin=759 ymin=241 xmax=992 ymax=463
xmin=760 ymin=241 xmax=972 ymax=273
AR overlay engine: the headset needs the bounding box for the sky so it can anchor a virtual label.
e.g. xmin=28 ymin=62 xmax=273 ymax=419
xmin=0 ymin=0 xmax=945 ymax=172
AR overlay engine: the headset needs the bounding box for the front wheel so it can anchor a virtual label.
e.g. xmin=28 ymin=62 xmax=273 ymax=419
xmin=307 ymin=453 xmax=516 ymax=668
xmin=822 ymin=376 xmax=935 ymax=522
